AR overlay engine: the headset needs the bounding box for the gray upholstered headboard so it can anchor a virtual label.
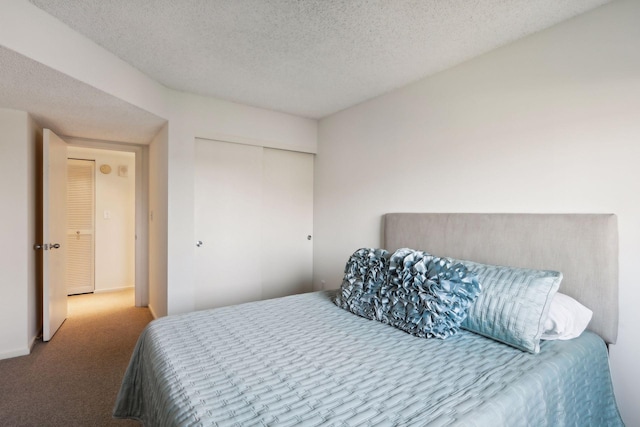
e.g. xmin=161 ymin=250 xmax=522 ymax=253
xmin=383 ymin=213 xmax=619 ymax=344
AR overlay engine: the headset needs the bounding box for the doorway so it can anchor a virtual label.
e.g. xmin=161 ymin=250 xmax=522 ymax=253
xmin=66 ymin=146 xmax=136 ymax=298
xmin=63 ymin=138 xmax=149 ymax=309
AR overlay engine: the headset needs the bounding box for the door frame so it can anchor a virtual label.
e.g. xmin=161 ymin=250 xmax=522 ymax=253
xmin=63 ymin=137 xmax=149 ymax=307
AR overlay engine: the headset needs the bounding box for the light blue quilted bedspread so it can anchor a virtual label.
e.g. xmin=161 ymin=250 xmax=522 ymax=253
xmin=114 ymin=291 xmax=623 ymax=426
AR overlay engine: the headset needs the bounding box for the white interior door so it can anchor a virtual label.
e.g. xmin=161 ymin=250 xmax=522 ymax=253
xmin=261 ymin=148 xmax=314 ymax=299
xmin=66 ymin=159 xmax=95 ymax=295
xmin=42 ymin=129 xmax=68 ymax=341
xmin=194 ymin=139 xmax=263 ymax=309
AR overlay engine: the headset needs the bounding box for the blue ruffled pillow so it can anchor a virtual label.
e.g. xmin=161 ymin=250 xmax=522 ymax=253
xmin=335 ymin=248 xmax=481 ymax=339
xmin=334 ymin=248 xmax=390 ymax=320
xmin=381 ymin=249 xmax=481 ymax=339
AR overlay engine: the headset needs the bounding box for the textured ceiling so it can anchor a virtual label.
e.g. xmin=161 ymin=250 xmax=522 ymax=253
xmin=0 ymin=46 xmax=166 ymax=144
xmin=28 ymin=0 xmax=611 ymax=119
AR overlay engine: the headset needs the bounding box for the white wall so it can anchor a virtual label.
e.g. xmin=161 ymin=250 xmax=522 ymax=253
xmin=163 ymin=91 xmax=318 ymax=315
xmin=67 ymin=146 xmax=136 ymax=292
xmin=314 ymin=1 xmax=640 ymax=424
xmin=0 ymin=0 xmax=318 ymax=321
xmin=0 ymin=109 xmax=37 ymax=359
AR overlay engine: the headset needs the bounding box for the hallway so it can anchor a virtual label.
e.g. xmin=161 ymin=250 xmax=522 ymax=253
xmin=0 ymin=289 xmax=152 ymax=426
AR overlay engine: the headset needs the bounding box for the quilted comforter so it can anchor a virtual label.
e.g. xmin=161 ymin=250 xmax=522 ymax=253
xmin=114 ymin=291 xmax=623 ymax=426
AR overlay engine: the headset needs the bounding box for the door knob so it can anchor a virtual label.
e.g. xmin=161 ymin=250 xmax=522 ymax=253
xmin=50 ymin=243 xmax=61 ymax=249
xmin=196 ymin=240 xmax=203 ymax=247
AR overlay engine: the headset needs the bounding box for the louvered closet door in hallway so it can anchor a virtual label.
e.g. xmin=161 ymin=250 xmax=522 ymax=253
xmin=194 ymin=139 xmax=313 ymax=310
xmin=67 ymin=159 xmax=95 ymax=295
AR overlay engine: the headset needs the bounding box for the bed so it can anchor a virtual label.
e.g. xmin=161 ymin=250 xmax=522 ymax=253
xmin=114 ymin=213 xmax=624 ymax=426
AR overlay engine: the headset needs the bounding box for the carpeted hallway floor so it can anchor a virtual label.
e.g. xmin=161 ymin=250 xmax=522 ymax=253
xmin=0 ymin=289 xmax=152 ymax=426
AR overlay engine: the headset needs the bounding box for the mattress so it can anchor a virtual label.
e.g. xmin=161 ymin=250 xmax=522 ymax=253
xmin=113 ymin=291 xmax=623 ymax=426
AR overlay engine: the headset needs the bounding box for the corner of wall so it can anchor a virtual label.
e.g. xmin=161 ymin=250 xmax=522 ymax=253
xmin=148 ymin=123 xmax=168 ymax=318
xmin=26 ymin=113 xmax=42 ymax=346
xmin=147 ymin=303 xmax=159 ymax=320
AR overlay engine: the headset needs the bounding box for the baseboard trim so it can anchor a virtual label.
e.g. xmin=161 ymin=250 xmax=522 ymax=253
xmin=29 ymin=334 xmax=38 ymax=352
xmin=0 ymin=346 xmax=30 ymax=361
xmin=148 ymin=304 xmax=158 ymax=319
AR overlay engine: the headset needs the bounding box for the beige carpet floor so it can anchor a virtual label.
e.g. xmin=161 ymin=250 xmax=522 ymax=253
xmin=0 ymin=289 xmax=152 ymax=426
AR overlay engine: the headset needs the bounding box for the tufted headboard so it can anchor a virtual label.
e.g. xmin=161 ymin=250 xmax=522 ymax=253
xmin=383 ymin=213 xmax=619 ymax=345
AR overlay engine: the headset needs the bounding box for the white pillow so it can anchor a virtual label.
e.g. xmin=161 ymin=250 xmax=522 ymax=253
xmin=541 ymin=292 xmax=593 ymax=340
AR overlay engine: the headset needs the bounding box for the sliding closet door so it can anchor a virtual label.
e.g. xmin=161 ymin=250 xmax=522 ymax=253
xmin=261 ymin=148 xmax=313 ymax=299
xmin=194 ymin=139 xmax=313 ymax=310
xmin=194 ymin=139 xmax=263 ymax=310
